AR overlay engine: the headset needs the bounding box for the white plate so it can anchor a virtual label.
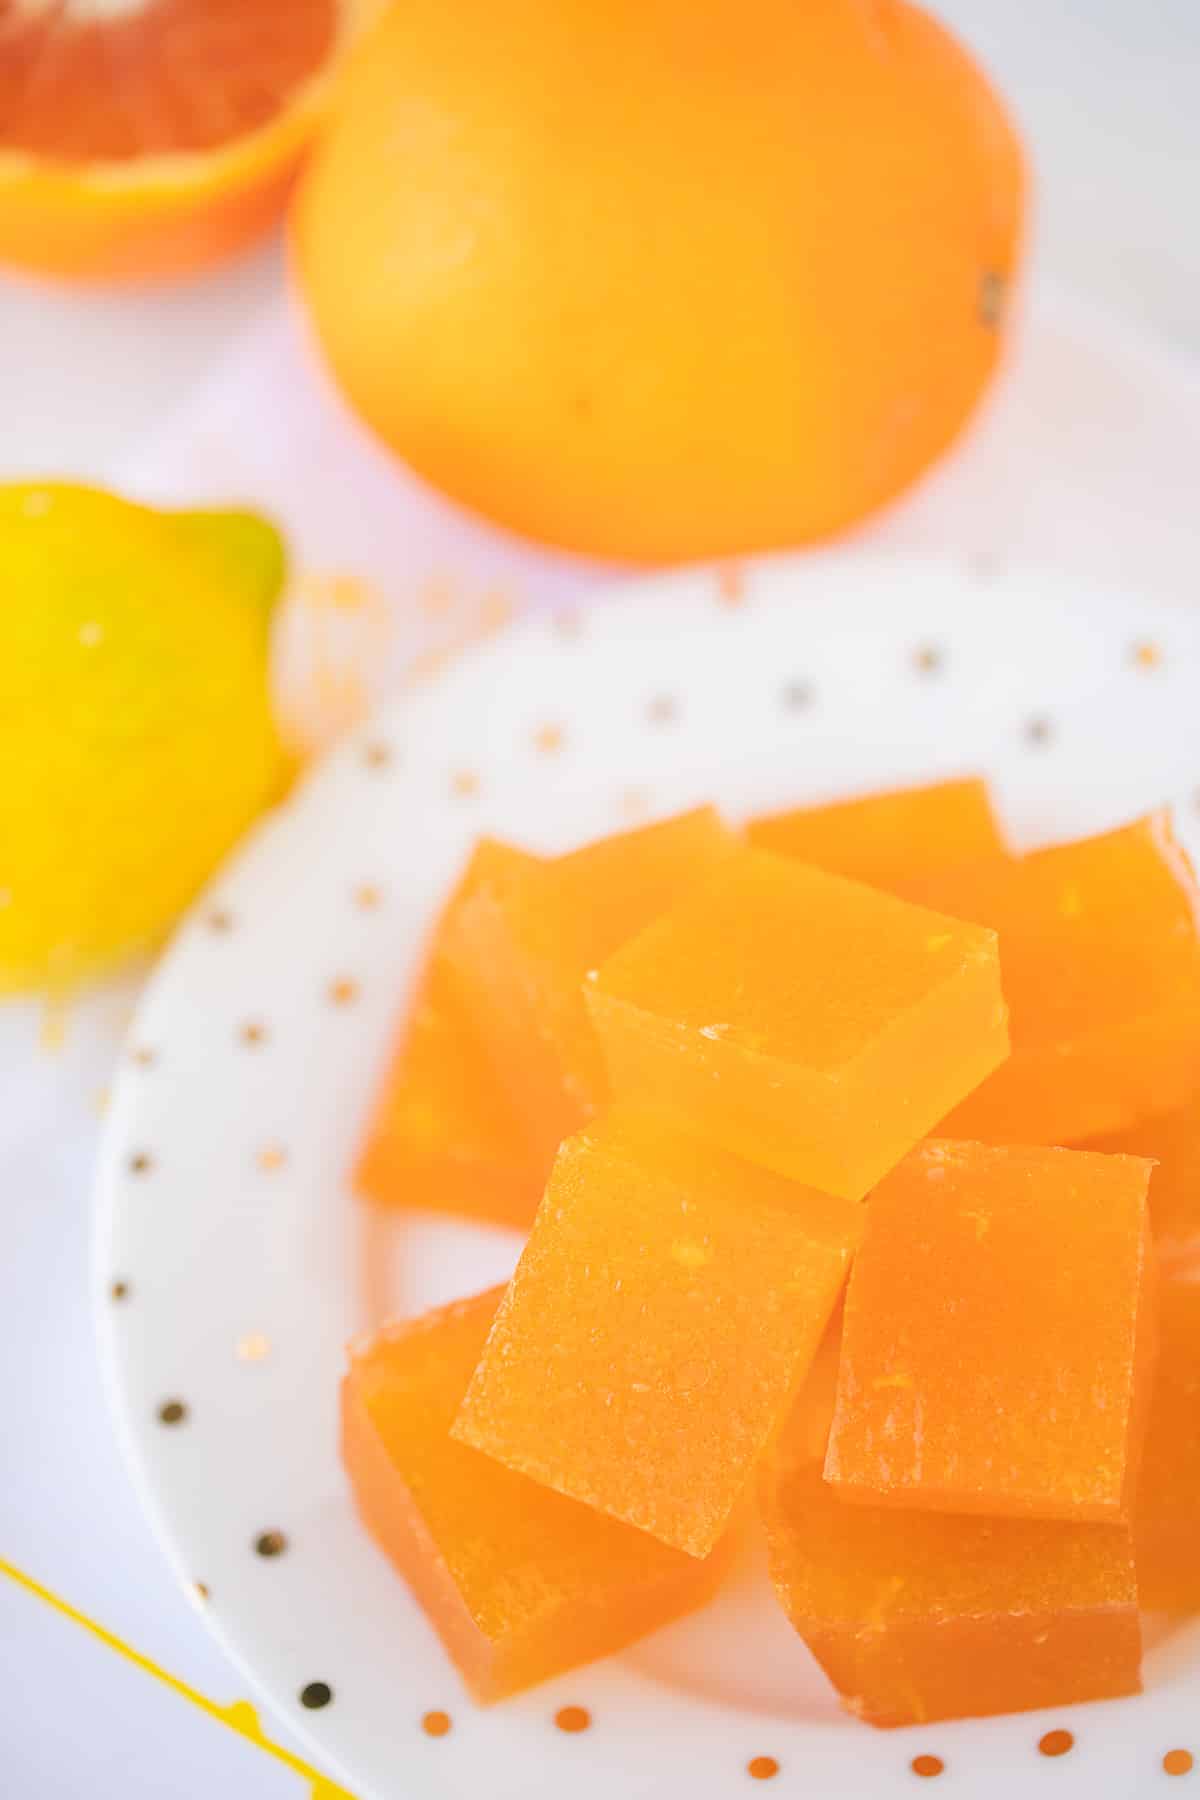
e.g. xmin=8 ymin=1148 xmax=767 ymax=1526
xmin=96 ymin=550 xmax=1200 ymax=1800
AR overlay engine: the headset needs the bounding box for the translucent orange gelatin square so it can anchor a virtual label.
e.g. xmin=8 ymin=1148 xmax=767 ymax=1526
xmin=1084 ymin=1094 xmax=1200 ymax=1273
xmin=355 ymin=961 xmax=542 ymax=1228
xmin=761 ymin=1437 xmax=1141 ymax=1728
xmin=343 ymin=1286 xmax=725 ymax=1703
xmin=747 ymin=777 xmax=1005 ymax=888
xmin=1134 ymin=1275 xmax=1200 ymax=1612
xmin=826 ymin=1140 xmax=1156 ymax=1522
xmin=585 ymin=849 xmax=1008 ymax=1200
xmin=355 ymin=840 xmax=544 ymax=1229
xmin=453 ymin=1109 xmax=862 ymax=1557
xmin=442 ymin=807 xmax=735 ymax=1160
xmin=899 ymin=813 xmax=1200 ymax=1144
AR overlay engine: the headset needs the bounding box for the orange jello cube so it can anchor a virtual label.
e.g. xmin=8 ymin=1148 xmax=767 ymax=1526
xmin=453 ymin=1109 xmax=861 ymax=1557
xmin=343 ymin=1286 xmax=724 ymax=1702
xmin=900 ymin=813 xmax=1200 ymax=1144
xmin=443 ymin=807 xmax=735 ymax=1160
xmin=585 ymin=849 xmax=1008 ymax=1199
xmin=1134 ymin=1275 xmax=1200 ymax=1612
xmin=826 ymin=1140 xmax=1156 ymax=1522
xmin=1084 ymin=1094 xmax=1200 ymax=1274
xmin=355 ymin=841 xmax=543 ymax=1228
xmin=356 ymin=961 xmax=541 ymax=1228
xmin=747 ymin=777 xmax=1005 ymax=888
xmin=761 ymin=1440 xmax=1142 ymax=1727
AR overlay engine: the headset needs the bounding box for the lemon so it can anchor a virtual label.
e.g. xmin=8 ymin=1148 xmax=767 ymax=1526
xmin=0 ymin=482 xmax=287 ymax=993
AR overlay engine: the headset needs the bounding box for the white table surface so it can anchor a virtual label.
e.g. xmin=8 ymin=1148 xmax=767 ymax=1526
xmin=1 ymin=4 xmax=1198 ymax=1796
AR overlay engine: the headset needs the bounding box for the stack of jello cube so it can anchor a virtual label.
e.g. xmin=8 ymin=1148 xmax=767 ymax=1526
xmin=348 ymin=780 xmax=1200 ymax=1724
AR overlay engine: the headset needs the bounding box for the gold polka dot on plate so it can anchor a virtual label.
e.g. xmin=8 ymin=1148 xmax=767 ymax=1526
xmin=256 ymin=1145 xmax=287 ymax=1173
xmin=128 ymin=1151 xmax=154 ymax=1176
xmin=353 ymin=883 xmax=382 ymax=911
xmin=747 ymin=1754 xmax=779 ymax=1780
xmin=328 ymin=976 xmax=359 ymax=1007
xmin=451 ymin=769 xmax=479 ymax=798
xmin=1132 ymin=639 xmax=1163 ymax=670
xmin=533 ymin=722 xmax=566 ymax=755
xmin=237 ymin=1333 xmax=271 ymax=1363
xmin=158 ymin=1399 xmax=187 ymax=1426
xmin=254 ymin=1530 xmax=287 ymax=1558
xmin=362 ymin=740 xmax=393 ymax=771
xmin=914 ymin=644 xmax=943 ymax=675
xmin=239 ymin=1020 xmax=268 ymax=1048
xmin=911 ymin=1754 xmax=945 ymax=1779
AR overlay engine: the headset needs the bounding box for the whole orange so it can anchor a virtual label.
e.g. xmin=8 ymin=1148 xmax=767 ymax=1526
xmin=293 ymin=0 xmax=1025 ymax=562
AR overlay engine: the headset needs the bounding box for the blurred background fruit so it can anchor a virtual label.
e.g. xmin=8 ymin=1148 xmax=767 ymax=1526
xmin=293 ymin=0 xmax=1026 ymax=563
xmin=0 ymin=484 xmax=287 ymax=993
xmin=0 ymin=0 xmax=380 ymax=283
